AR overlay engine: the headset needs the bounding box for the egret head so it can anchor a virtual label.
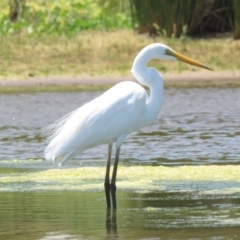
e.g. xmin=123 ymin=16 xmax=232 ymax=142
xmin=135 ymin=43 xmax=212 ymax=71
xmin=131 ymin=43 xmax=212 ymax=84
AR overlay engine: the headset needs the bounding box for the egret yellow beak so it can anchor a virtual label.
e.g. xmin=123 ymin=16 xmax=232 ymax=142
xmin=175 ymin=52 xmax=213 ymax=71
xmin=165 ymin=49 xmax=213 ymax=71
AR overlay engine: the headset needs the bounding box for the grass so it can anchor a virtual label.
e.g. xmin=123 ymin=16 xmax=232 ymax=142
xmin=0 ymin=30 xmax=240 ymax=83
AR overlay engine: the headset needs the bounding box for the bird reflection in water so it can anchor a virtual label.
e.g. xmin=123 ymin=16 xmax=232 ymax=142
xmin=105 ymin=209 xmax=118 ymax=239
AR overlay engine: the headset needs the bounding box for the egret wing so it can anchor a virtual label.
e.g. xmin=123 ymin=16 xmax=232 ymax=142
xmin=44 ymin=81 xmax=147 ymax=164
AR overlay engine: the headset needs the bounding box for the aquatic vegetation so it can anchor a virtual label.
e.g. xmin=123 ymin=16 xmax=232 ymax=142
xmin=0 ymin=160 xmax=240 ymax=194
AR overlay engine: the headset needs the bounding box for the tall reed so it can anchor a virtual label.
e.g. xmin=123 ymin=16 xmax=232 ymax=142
xmin=233 ymin=0 xmax=240 ymax=39
xmin=128 ymin=0 xmax=234 ymax=37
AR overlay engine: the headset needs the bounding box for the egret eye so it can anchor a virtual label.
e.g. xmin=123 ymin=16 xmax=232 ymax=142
xmin=164 ymin=48 xmax=175 ymax=57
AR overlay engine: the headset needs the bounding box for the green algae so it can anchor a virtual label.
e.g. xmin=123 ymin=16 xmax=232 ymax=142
xmin=0 ymin=160 xmax=239 ymax=193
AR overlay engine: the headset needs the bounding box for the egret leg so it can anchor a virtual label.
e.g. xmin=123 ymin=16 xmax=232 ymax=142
xmin=110 ymin=145 xmax=121 ymax=209
xmin=105 ymin=143 xmax=112 ymax=208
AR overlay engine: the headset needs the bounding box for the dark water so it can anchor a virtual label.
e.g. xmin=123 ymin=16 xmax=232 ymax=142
xmin=0 ymin=87 xmax=240 ymax=239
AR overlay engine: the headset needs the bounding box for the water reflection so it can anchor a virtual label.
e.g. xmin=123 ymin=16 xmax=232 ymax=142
xmin=1 ymin=191 xmax=240 ymax=239
xmin=106 ymin=209 xmax=118 ymax=240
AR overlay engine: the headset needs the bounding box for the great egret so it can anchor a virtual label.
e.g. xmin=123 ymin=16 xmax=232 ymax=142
xmin=44 ymin=43 xmax=212 ymax=208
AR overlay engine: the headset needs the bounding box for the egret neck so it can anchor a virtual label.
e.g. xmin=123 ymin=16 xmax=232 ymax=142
xmin=131 ymin=47 xmax=164 ymax=128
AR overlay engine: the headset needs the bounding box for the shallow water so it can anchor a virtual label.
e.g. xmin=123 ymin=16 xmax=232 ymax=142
xmin=0 ymin=87 xmax=240 ymax=239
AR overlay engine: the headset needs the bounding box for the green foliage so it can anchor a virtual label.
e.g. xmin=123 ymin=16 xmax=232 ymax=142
xmin=1 ymin=0 xmax=239 ymax=39
xmin=0 ymin=0 xmax=132 ymax=37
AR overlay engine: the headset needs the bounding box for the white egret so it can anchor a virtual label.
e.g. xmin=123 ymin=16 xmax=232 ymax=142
xmin=44 ymin=43 xmax=212 ymax=208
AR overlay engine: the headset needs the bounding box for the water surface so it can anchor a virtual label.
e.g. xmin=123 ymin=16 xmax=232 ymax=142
xmin=0 ymin=87 xmax=240 ymax=239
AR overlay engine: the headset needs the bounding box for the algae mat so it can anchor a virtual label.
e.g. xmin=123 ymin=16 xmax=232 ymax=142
xmin=0 ymin=160 xmax=239 ymax=195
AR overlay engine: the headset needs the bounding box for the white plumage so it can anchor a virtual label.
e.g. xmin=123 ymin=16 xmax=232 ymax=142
xmin=44 ymin=81 xmax=148 ymax=165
